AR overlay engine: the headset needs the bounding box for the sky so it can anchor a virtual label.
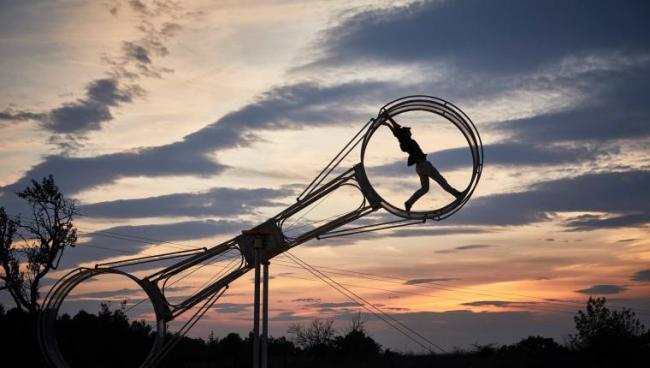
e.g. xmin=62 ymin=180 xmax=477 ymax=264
xmin=1 ymin=0 xmax=650 ymax=353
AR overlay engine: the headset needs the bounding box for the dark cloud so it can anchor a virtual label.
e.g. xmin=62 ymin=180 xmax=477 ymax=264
xmin=60 ymin=219 xmax=248 ymax=267
xmin=631 ymin=270 xmax=650 ymax=282
xmin=449 ymin=170 xmax=650 ymax=227
xmin=1 ymin=146 xmax=226 ymax=197
xmin=575 ymin=284 xmax=627 ymax=295
xmin=435 ymin=244 xmax=495 ymax=254
xmin=310 ymin=0 xmax=650 ymax=74
xmin=128 ymin=0 xmax=148 ymax=14
xmin=563 ymin=213 xmax=650 ymax=231
xmin=273 ymin=311 xmax=312 ymax=321
xmin=85 ymin=78 xmax=138 ymax=106
xmin=81 ymin=186 xmax=292 ymax=219
xmin=2 ymin=80 xmax=391 ymax=198
xmin=71 ymin=288 xmax=142 ymax=300
xmin=496 ymin=104 xmax=650 ymax=144
xmin=0 ymin=109 xmax=46 ymax=123
xmin=213 ymin=303 xmax=252 ymax=314
xmin=461 ymin=301 xmax=537 ymax=308
xmin=368 ymin=142 xmax=614 ymax=177
xmin=494 ymin=61 xmax=650 ymax=143
xmin=310 ymin=301 xmax=361 ymax=309
xmin=404 ymin=278 xmax=459 ymax=285
xmin=178 ymin=80 xmax=394 ymax=155
xmin=292 ymin=298 xmax=321 ymax=303
xmin=1 ymin=78 xmax=143 ymax=134
xmin=389 ymin=227 xmax=491 ymax=238
xmin=1 ymin=0 xmax=182 ymax=138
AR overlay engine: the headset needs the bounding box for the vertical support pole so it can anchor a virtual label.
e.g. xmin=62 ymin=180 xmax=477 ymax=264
xmin=261 ymin=261 xmax=269 ymax=368
xmin=252 ymin=237 xmax=262 ymax=368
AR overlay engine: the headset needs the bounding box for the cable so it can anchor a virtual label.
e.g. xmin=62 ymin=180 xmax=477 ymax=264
xmin=275 ymin=255 xmax=650 ymax=317
xmin=272 ymin=262 xmax=579 ymax=316
xmin=285 ymin=251 xmax=446 ymax=353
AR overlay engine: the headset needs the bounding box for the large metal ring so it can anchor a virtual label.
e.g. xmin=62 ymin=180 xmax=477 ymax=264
xmin=359 ymin=95 xmax=483 ymax=221
xmin=38 ymin=267 xmax=167 ymax=368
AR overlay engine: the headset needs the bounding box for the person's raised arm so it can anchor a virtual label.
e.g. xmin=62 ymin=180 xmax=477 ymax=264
xmin=381 ymin=111 xmax=401 ymax=136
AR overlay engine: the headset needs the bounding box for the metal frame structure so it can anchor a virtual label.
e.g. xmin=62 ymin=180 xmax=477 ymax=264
xmin=38 ymin=96 xmax=483 ymax=368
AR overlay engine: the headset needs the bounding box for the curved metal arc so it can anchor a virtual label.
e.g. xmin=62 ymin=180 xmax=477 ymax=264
xmin=359 ymin=95 xmax=483 ymax=221
xmin=39 ymin=267 xmax=168 ymax=368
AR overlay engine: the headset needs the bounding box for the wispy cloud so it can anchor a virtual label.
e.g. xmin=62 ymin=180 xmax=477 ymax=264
xmin=81 ymin=186 xmax=293 ymax=219
xmin=404 ymin=278 xmax=460 ymax=285
xmin=0 ymin=0 xmax=185 ymax=149
xmin=461 ymin=300 xmax=538 ymax=308
xmin=574 ymin=284 xmax=627 ymax=295
xmin=435 ymin=244 xmax=495 ymax=254
xmin=631 ymin=270 xmax=650 ymax=282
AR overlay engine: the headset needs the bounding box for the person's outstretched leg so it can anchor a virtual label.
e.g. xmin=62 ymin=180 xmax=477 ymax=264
xmin=424 ymin=161 xmax=462 ymax=199
xmin=405 ymin=163 xmax=430 ymax=212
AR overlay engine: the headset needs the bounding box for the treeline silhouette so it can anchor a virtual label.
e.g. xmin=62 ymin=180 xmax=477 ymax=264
xmin=1 ymin=298 xmax=648 ymax=367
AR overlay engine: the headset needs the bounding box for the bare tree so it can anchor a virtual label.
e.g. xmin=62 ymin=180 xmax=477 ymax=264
xmin=287 ymin=318 xmax=336 ymax=351
xmin=344 ymin=311 xmax=366 ymax=335
xmin=0 ymin=175 xmax=77 ymax=313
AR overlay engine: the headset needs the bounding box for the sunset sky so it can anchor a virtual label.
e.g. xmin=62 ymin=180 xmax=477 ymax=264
xmin=1 ymin=0 xmax=649 ymax=352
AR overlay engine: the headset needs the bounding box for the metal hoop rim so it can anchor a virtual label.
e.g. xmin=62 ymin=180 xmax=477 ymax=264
xmin=359 ymin=95 xmax=483 ymax=221
xmin=38 ymin=267 xmax=167 ymax=368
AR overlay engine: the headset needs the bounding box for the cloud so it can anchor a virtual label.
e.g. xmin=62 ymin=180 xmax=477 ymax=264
xmin=461 ymin=301 xmax=537 ymax=308
xmin=71 ymin=288 xmax=142 ymax=300
xmin=404 ymin=278 xmax=459 ymax=285
xmin=369 ymin=142 xmax=615 ymax=177
xmin=213 ymin=303 xmax=252 ymax=314
xmin=60 ymin=219 xmax=248 ymax=267
xmin=0 ymin=109 xmax=46 ymax=124
xmin=292 ymin=298 xmax=321 ymax=303
xmin=1 ymin=78 xmax=142 ymax=134
xmin=563 ymin=213 xmax=650 ymax=231
xmin=81 ymin=186 xmax=292 ymax=219
xmin=449 ymin=170 xmax=650 ymax=227
xmin=308 ymin=0 xmax=650 ymax=74
xmin=273 ymin=311 xmax=312 ymax=321
xmin=1 ymin=147 xmax=226 ymax=197
xmin=435 ymin=244 xmax=495 ymax=254
xmin=388 ymin=227 xmax=491 ymax=238
xmin=2 ymin=80 xmax=391 ymax=198
xmin=575 ymin=284 xmax=627 ymax=295
xmin=1 ymin=0 xmax=183 ymax=138
xmin=631 ymin=270 xmax=650 ymax=282
xmin=45 ymin=79 xmax=143 ymax=134
xmin=310 ymin=301 xmax=362 ymax=309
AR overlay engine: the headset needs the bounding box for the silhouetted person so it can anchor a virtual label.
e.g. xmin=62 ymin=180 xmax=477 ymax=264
xmin=385 ymin=116 xmax=462 ymax=213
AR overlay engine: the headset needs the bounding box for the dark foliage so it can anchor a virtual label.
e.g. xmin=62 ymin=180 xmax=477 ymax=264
xmin=1 ymin=297 xmax=649 ymax=367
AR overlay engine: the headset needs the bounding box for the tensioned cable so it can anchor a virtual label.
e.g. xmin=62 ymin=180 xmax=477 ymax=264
xmin=271 ymin=261 xmax=580 ymax=316
xmin=297 ymin=118 xmax=373 ymax=201
xmin=285 ymin=251 xmax=446 ymax=354
xmin=274 ymin=255 xmax=650 ymax=317
xmin=125 ymin=253 xmax=240 ymax=313
xmin=282 ymin=252 xmax=435 ymax=353
xmin=4 ymin=210 xmax=201 ymax=252
xmin=282 ymin=189 xmax=337 ymax=232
